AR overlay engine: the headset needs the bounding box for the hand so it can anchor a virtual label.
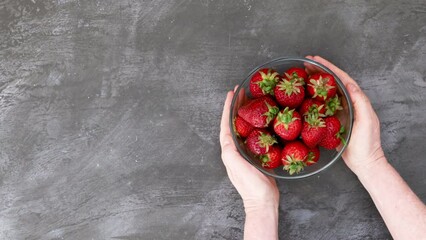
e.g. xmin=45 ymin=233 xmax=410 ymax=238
xmin=219 ymin=88 xmax=279 ymax=212
xmin=306 ymin=56 xmax=386 ymax=176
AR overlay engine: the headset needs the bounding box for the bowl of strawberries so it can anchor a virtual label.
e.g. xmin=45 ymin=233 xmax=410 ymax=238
xmin=231 ymin=57 xmax=353 ymax=179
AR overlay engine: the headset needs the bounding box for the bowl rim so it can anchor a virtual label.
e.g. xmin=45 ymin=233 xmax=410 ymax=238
xmin=229 ymin=56 xmax=354 ymax=180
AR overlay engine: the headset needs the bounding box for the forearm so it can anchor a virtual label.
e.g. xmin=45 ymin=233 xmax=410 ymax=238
xmin=355 ymin=157 xmax=426 ymax=240
xmin=244 ymin=206 xmax=279 ymax=240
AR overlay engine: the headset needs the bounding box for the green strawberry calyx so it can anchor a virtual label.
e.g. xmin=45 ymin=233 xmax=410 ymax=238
xmin=304 ymin=111 xmax=325 ymax=128
xmin=307 ymin=103 xmax=326 ymax=117
xmin=325 ymin=95 xmax=343 ymax=116
xmin=306 ymin=151 xmax=316 ymax=165
xmin=283 ymin=155 xmax=306 ymax=175
xmin=232 ymin=117 xmax=239 ymax=137
xmin=336 ymin=126 xmax=347 ymax=146
xmin=257 ymin=133 xmax=277 ymax=152
xmin=277 ymin=77 xmax=303 ymax=96
xmin=258 ymin=70 xmax=280 ymax=95
xmin=284 ymin=72 xmax=305 ymax=85
xmin=308 ymin=76 xmax=335 ymax=100
xmin=263 ymin=101 xmax=279 ymax=127
xmin=274 ymin=107 xmax=299 ymax=130
xmin=259 ymin=154 xmax=271 ymax=167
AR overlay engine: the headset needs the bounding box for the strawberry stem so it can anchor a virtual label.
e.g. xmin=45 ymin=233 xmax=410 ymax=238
xmin=274 ymin=107 xmax=299 ymax=130
xmin=263 ymin=101 xmax=279 ymax=126
xmin=260 ymin=154 xmax=271 ymax=167
xmin=258 ymin=70 xmax=280 ymax=95
xmin=325 ymin=95 xmax=343 ymax=116
xmin=308 ymin=76 xmax=335 ymax=100
xmin=232 ymin=117 xmax=239 ymax=137
xmin=304 ymin=111 xmax=325 ymax=127
xmin=278 ymin=78 xmax=303 ymax=96
xmin=306 ymin=151 xmax=316 ymax=164
xmin=285 ymin=72 xmax=305 ymax=85
xmin=337 ymin=126 xmax=347 ymax=146
xmin=258 ymin=133 xmax=277 ymax=152
xmin=283 ymin=155 xmax=306 ymax=175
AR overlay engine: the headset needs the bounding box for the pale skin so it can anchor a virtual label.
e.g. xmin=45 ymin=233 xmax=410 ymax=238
xmin=219 ymin=56 xmax=426 ymax=240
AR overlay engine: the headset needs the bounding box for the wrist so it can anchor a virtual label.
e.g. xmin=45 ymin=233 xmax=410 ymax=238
xmin=243 ymin=194 xmax=279 ymax=213
xmin=245 ymin=204 xmax=278 ymax=218
xmin=243 ymin=200 xmax=279 ymax=240
xmin=353 ymin=155 xmax=388 ymax=180
xmin=243 ymin=198 xmax=279 ymax=215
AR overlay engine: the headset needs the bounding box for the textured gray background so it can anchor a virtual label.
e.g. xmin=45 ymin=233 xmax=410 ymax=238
xmin=0 ymin=0 xmax=425 ymax=239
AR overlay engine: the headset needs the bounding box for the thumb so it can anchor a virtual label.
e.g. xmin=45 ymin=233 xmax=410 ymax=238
xmin=346 ymin=83 xmax=372 ymax=119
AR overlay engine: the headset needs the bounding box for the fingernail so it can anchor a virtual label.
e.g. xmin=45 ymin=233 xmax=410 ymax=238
xmin=347 ymin=83 xmax=358 ymax=93
xmin=234 ymin=85 xmax=239 ymax=92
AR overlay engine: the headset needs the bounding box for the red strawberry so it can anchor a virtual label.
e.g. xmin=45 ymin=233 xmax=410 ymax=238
xmin=319 ymin=116 xmax=346 ymax=149
xmin=274 ymin=78 xmax=305 ymax=108
xmin=249 ymin=68 xmax=280 ymax=98
xmin=307 ymin=73 xmax=337 ymax=101
xmin=306 ymin=147 xmax=320 ymax=166
xmin=273 ymin=107 xmax=302 ymax=141
xmin=246 ymin=129 xmax=277 ymax=155
xmin=324 ymin=95 xmax=343 ymax=116
xmin=299 ymin=99 xmax=326 ymax=117
xmin=259 ymin=146 xmax=282 ymax=169
xmin=281 ymin=141 xmax=309 ymax=175
xmin=238 ymin=97 xmax=279 ymax=128
xmin=233 ymin=116 xmax=254 ymax=138
xmin=283 ymin=67 xmax=308 ymax=85
xmin=301 ymin=113 xmax=326 ymax=148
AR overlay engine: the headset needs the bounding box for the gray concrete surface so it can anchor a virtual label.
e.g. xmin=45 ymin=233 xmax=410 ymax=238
xmin=0 ymin=0 xmax=425 ymax=239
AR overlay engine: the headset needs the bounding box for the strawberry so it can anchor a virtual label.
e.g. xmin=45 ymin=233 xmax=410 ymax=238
xmin=324 ymin=95 xmax=343 ymax=116
xmin=307 ymin=73 xmax=337 ymax=101
xmin=319 ymin=116 xmax=346 ymax=149
xmin=274 ymin=78 xmax=305 ymax=108
xmin=273 ymin=107 xmax=302 ymax=141
xmin=238 ymin=97 xmax=279 ymax=128
xmin=306 ymin=147 xmax=320 ymax=166
xmin=283 ymin=67 xmax=308 ymax=85
xmin=246 ymin=129 xmax=277 ymax=155
xmin=299 ymin=99 xmax=326 ymax=117
xmin=259 ymin=146 xmax=282 ymax=169
xmin=233 ymin=116 xmax=254 ymax=138
xmin=301 ymin=113 xmax=326 ymax=148
xmin=281 ymin=141 xmax=309 ymax=175
xmin=249 ymin=68 xmax=280 ymax=98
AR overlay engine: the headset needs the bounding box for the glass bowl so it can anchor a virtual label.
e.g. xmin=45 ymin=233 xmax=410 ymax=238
xmin=230 ymin=57 xmax=354 ymax=180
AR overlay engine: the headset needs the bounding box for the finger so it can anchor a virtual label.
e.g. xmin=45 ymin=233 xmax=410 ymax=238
xmin=220 ymin=91 xmax=234 ymax=146
xmin=222 ymin=148 xmax=265 ymax=179
xmin=219 ymin=90 xmax=255 ymax=170
xmin=221 ymin=145 xmax=247 ymax=169
xmin=336 ymin=144 xmax=343 ymax=152
xmin=311 ymin=56 xmax=357 ymax=87
xmin=237 ymin=86 xmax=248 ymax=106
xmin=310 ymin=56 xmax=374 ymax=120
xmin=346 ymin=83 xmax=372 ymax=119
xmin=234 ymin=84 xmax=247 ymax=103
xmin=304 ymin=56 xmax=323 ymax=75
xmin=305 ymin=64 xmax=324 ymax=75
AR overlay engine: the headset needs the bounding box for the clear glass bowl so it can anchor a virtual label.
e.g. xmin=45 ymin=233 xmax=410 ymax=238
xmin=230 ymin=57 xmax=354 ymax=180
